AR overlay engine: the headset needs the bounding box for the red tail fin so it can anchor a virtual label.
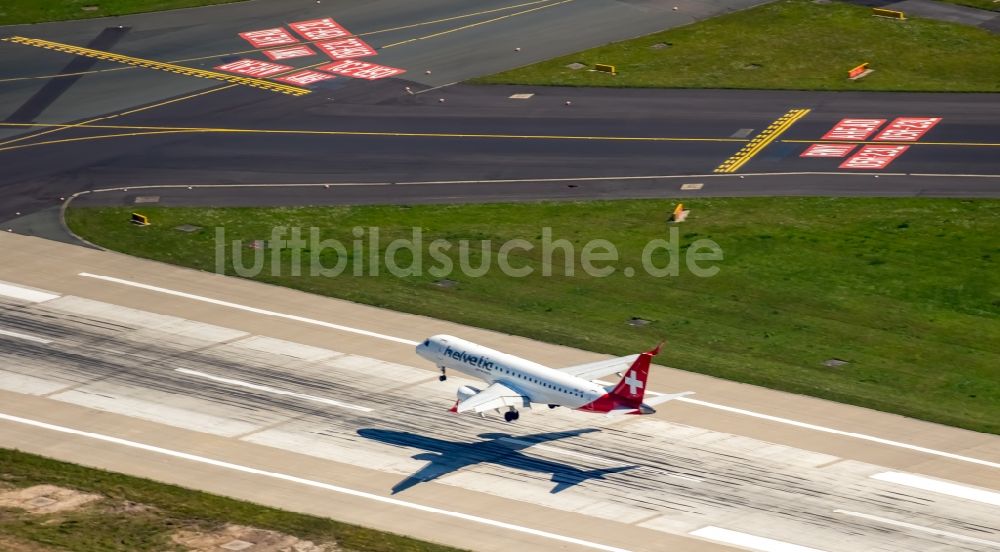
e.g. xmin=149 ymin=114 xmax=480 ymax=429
xmin=609 ymin=343 xmax=661 ymax=406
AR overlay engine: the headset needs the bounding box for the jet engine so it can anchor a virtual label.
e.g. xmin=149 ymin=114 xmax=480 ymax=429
xmin=456 ymin=385 xmax=480 ymax=402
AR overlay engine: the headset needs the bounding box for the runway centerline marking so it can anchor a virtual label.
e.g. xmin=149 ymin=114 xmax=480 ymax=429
xmin=175 ymin=368 xmax=372 ymax=412
xmin=0 ymin=328 xmax=52 ymax=345
xmin=871 ymin=471 xmax=1000 ymax=506
xmin=714 ymin=108 xmax=811 ymax=173
xmin=1 ymin=37 xmax=310 ymax=96
xmin=76 ymin=273 xmax=999 ymax=470
xmin=833 ymin=509 xmax=1000 ymax=548
xmin=0 ymin=412 xmax=631 ymax=552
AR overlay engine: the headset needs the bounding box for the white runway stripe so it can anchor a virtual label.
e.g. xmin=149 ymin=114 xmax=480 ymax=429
xmin=0 ymin=412 xmax=632 ymax=552
xmin=0 ymin=281 xmax=59 ymax=303
xmin=689 ymin=526 xmax=828 ymax=552
xmin=871 ymin=471 xmax=1000 ymax=506
xmin=0 ymin=328 xmax=52 ymax=344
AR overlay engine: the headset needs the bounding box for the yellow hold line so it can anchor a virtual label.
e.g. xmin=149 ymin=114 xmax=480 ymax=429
xmin=714 ymin=108 xmax=811 ymax=173
xmin=1 ymin=36 xmax=310 ymax=96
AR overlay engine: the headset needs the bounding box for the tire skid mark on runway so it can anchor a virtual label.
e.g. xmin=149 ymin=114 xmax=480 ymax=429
xmin=74 ymin=271 xmax=1000 ymax=471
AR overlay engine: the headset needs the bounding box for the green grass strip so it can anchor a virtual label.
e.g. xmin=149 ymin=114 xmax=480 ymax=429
xmin=66 ymin=198 xmax=1000 ymax=434
xmin=0 ymin=447 xmax=464 ymax=552
xmin=0 ymin=1 xmax=244 ymax=26
xmin=472 ymin=0 xmax=1000 ymax=92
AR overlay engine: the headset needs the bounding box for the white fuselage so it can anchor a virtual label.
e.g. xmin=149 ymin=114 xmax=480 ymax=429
xmin=416 ymin=335 xmax=607 ymax=409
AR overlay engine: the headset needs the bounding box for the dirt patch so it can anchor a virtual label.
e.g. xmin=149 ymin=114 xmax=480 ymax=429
xmin=173 ymin=524 xmax=338 ymax=552
xmin=0 ymin=485 xmax=102 ymax=514
xmin=0 ymin=534 xmax=57 ymax=552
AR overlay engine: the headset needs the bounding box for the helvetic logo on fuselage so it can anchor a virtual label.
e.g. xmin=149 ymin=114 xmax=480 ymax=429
xmin=444 ymin=346 xmax=496 ymax=372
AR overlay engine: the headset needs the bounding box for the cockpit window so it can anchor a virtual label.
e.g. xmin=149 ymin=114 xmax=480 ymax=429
xmin=422 ymin=340 xmax=430 ymax=346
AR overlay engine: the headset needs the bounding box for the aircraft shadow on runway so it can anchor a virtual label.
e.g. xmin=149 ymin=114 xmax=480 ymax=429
xmin=357 ymin=427 xmax=635 ymax=494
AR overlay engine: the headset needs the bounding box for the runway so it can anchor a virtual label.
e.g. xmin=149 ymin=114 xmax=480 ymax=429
xmin=0 ymin=232 xmax=997 ymax=552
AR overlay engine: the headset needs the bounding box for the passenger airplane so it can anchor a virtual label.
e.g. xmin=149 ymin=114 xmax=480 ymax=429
xmin=416 ymin=335 xmax=693 ymax=422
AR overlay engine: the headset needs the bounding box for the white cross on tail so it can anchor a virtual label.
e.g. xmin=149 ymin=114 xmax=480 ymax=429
xmin=624 ymin=370 xmax=643 ymax=395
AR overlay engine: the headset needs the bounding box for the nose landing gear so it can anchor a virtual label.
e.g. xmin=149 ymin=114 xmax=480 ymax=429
xmin=438 ymin=366 xmax=447 ymax=381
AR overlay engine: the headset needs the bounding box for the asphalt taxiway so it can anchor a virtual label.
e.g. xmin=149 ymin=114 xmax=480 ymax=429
xmin=0 ymin=232 xmax=997 ymax=552
xmin=2 ymin=0 xmax=999 ymax=240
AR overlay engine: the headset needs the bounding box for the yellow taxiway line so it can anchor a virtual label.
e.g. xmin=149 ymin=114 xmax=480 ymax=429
xmin=0 ymin=121 xmax=749 ymax=154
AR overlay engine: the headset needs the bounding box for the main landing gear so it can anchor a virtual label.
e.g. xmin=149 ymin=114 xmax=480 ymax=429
xmin=438 ymin=366 xmax=447 ymax=382
xmin=503 ymin=409 xmax=520 ymax=423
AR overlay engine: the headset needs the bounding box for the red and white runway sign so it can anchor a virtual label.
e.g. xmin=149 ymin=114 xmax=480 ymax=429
xmin=874 ymin=117 xmax=941 ymax=142
xmin=238 ymin=28 xmax=299 ymax=49
xmin=289 ymin=18 xmax=352 ymax=41
xmin=318 ymin=59 xmax=405 ymax=80
xmin=821 ymin=118 xmax=886 ymax=141
xmin=800 ymin=143 xmax=857 ymax=158
xmin=838 ymin=145 xmax=909 ymax=169
xmin=316 ymin=37 xmax=377 ymax=59
xmin=263 ymin=45 xmax=316 ymax=61
xmin=274 ymin=70 xmax=337 ymax=86
xmin=215 ymin=59 xmax=293 ymax=78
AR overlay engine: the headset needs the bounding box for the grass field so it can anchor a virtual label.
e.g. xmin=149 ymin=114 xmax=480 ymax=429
xmin=942 ymin=0 xmax=1000 ymax=11
xmin=0 ymin=0 xmax=243 ymax=26
xmin=472 ymin=0 xmax=1000 ymax=92
xmin=0 ymin=447 xmax=463 ymax=552
xmin=66 ymin=199 xmax=1000 ymax=434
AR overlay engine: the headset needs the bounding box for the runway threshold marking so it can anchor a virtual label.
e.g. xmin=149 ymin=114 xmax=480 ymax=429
xmin=833 ymin=510 xmax=1000 ymax=549
xmin=0 ymin=412 xmax=631 ymax=552
xmin=1 ymin=37 xmax=310 ymax=96
xmin=714 ymin=108 xmax=811 ymax=173
xmin=77 ymin=272 xmax=1000 ymax=470
xmin=175 ymin=368 xmax=373 ymax=412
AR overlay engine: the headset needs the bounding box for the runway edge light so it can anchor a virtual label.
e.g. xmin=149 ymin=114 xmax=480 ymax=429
xmin=131 ymin=213 xmax=150 ymax=226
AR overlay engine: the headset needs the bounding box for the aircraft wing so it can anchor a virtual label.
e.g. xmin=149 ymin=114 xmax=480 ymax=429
xmin=455 ymin=381 xmax=530 ymax=414
xmin=558 ymin=354 xmax=640 ymax=381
